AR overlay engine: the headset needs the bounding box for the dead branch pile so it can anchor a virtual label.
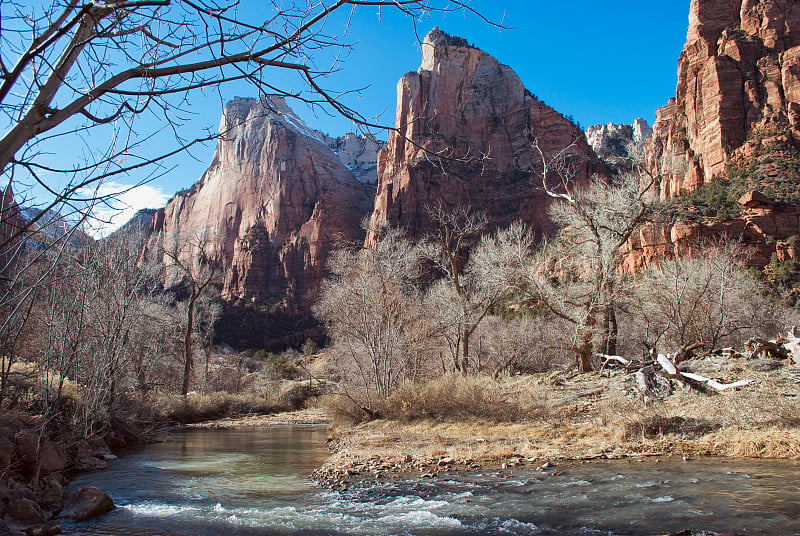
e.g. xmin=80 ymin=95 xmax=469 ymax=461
xmin=598 ymin=329 xmax=800 ymax=401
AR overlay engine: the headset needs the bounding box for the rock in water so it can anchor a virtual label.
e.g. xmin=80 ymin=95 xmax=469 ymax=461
xmin=365 ymin=28 xmax=604 ymax=245
xmin=60 ymin=486 xmax=114 ymax=522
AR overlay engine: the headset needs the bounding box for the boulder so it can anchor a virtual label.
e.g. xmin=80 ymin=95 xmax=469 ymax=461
xmin=0 ymin=437 xmax=13 ymax=468
xmin=2 ymin=499 xmax=45 ymax=528
xmin=35 ymin=477 xmax=63 ymax=513
xmin=14 ymin=433 xmax=66 ymax=474
xmin=23 ymin=523 xmax=61 ymax=536
xmin=60 ymin=487 xmax=114 ymax=522
xmin=0 ymin=520 xmax=24 ymax=536
xmin=738 ymin=190 xmax=774 ymax=209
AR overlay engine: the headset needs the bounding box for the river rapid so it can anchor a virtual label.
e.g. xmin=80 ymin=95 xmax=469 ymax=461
xmin=63 ymin=426 xmax=800 ymax=535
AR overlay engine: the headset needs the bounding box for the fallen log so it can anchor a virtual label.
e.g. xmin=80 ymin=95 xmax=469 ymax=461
xmin=677 ymin=371 xmax=754 ymax=392
xmin=781 ymin=328 xmax=800 ymax=365
xmin=654 ymin=351 xmax=753 ymax=393
xmin=745 ymin=337 xmax=788 ymax=360
xmin=656 ymin=354 xmax=678 ymax=375
xmin=635 ymin=365 xmax=672 ymax=400
xmin=598 ymin=354 xmax=631 ymax=367
xmin=673 ymin=342 xmax=704 ymax=364
xmin=598 ymin=354 xmax=642 ymax=372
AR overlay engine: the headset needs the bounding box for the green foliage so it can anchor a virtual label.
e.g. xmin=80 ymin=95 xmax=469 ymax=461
xmin=669 ymin=121 xmax=800 ymax=221
xmin=668 ymin=176 xmax=744 ymax=220
xmin=764 ymin=254 xmax=800 ymax=306
xmin=252 ymin=349 xmax=298 ymax=380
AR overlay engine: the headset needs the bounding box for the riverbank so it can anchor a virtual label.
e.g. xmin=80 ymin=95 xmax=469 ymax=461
xmin=312 ymin=359 xmax=800 ymax=487
xmin=182 ymin=407 xmax=328 ymax=428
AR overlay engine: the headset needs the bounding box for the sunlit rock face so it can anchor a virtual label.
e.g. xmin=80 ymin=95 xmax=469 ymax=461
xmin=647 ymin=0 xmax=800 ymax=199
xmin=623 ymin=196 xmax=800 ymax=274
xmin=144 ymin=97 xmax=373 ymax=349
xmin=366 ymin=28 xmax=605 ymax=245
xmin=586 ymin=119 xmax=652 ymax=159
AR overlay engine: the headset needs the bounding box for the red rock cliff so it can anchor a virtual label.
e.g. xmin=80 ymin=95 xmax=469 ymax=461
xmin=366 ymin=29 xmax=604 ymax=244
xmin=647 ymin=0 xmax=800 ymax=198
xmin=144 ymin=97 xmax=373 ymax=348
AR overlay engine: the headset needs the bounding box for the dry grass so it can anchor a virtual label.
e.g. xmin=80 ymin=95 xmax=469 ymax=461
xmin=378 ymin=374 xmax=535 ymax=423
xmin=156 ymin=391 xmax=290 ymax=424
xmin=320 ymin=361 xmax=800 ymax=476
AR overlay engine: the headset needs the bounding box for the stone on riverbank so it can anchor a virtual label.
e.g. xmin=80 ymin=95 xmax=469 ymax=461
xmin=60 ymin=486 xmax=114 ymax=522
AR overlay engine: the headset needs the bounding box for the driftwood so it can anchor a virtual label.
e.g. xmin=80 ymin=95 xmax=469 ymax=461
xmin=598 ymin=354 xmax=641 ymax=372
xmin=746 ymin=337 xmax=789 ymax=361
xmin=676 ymin=372 xmax=754 ymax=391
xmin=781 ymin=328 xmax=800 ymax=365
xmin=673 ymin=342 xmax=705 ymax=364
xmin=635 ymin=365 xmax=672 ymax=400
xmin=656 ymin=354 xmax=678 ymax=375
xmin=624 ymin=349 xmax=755 ymax=397
xmin=655 ymin=353 xmax=754 ymax=393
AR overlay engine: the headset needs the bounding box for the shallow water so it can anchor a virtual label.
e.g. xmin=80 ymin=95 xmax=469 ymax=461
xmin=64 ymin=426 xmax=800 ymax=535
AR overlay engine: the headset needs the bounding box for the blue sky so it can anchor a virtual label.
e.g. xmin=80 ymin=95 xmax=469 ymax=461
xmin=16 ymin=1 xmax=693 ymax=234
xmin=187 ymin=0 xmax=692 ymax=185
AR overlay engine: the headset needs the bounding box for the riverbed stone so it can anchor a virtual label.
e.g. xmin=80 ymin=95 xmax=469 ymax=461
xmin=14 ymin=433 xmax=66 ymax=474
xmin=3 ymin=498 xmax=46 ymax=528
xmin=35 ymin=477 xmax=63 ymax=512
xmin=0 ymin=519 xmax=24 ymax=536
xmin=23 ymin=523 xmax=61 ymax=536
xmin=60 ymin=487 xmax=114 ymax=522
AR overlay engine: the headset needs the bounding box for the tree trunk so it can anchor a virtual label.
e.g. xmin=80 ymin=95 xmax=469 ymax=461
xmin=460 ymin=329 xmax=470 ymax=376
xmin=182 ymin=294 xmax=196 ymax=396
xmin=603 ymin=305 xmax=618 ymax=356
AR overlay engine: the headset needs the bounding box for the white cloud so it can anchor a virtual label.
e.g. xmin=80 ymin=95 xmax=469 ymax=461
xmin=83 ymin=181 xmax=171 ymax=238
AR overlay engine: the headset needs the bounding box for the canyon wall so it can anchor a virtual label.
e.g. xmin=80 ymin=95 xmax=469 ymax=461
xmin=144 ymin=97 xmax=374 ymax=348
xmin=366 ymin=29 xmax=605 ymax=244
xmin=647 ymin=0 xmax=800 ymax=198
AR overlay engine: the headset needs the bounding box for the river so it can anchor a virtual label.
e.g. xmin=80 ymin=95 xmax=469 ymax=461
xmin=63 ymin=426 xmax=800 ymax=535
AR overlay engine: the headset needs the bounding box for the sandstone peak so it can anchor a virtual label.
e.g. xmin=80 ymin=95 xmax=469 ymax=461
xmin=367 ymin=27 xmax=604 ymax=244
xmin=421 ymin=28 xmax=478 ymax=71
xmin=585 ymin=119 xmax=651 ymax=160
xmin=144 ymin=96 xmax=374 ymax=349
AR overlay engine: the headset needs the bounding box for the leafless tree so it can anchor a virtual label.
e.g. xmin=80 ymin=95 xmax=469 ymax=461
xmin=633 ymin=242 xmax=781 ymax=352
xmin=527 ymin=140 xmax=654 ymax=371
xmin=162 ymin=235 xmax=222 ymax=396
xmin=424 ymin=206 xmax=530 ymax=374
xmin=315 ymin=225 xmax=435 ymax=415
xmin=0 ymin=0 xmax=496 ymax=247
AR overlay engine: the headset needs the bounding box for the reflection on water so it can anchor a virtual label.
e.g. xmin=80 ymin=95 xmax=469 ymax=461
xmin=64 ymin=426 xmax=800 ymax=535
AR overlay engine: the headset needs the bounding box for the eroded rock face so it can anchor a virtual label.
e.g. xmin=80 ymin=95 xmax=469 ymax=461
xmin=144 ymin=97 xmax=374 ymax=348
xmin=647 ymin=0 xmax=800 ymax=198
xmin=366 ymin=28 xmax=604 ymax=244
xmin=586 ymin=119 xmax=652 ymax=159
xmin=321 ymin=133 xmax=383 ymax=185
xmin=623 ymin=193 xmax=800 ymax=274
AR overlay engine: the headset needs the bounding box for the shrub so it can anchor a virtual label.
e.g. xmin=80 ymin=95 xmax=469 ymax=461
xmin=156 ymin=391 xmax=289 ymax=424
xmin=377 ymin=374 xmax=531 ymax=423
